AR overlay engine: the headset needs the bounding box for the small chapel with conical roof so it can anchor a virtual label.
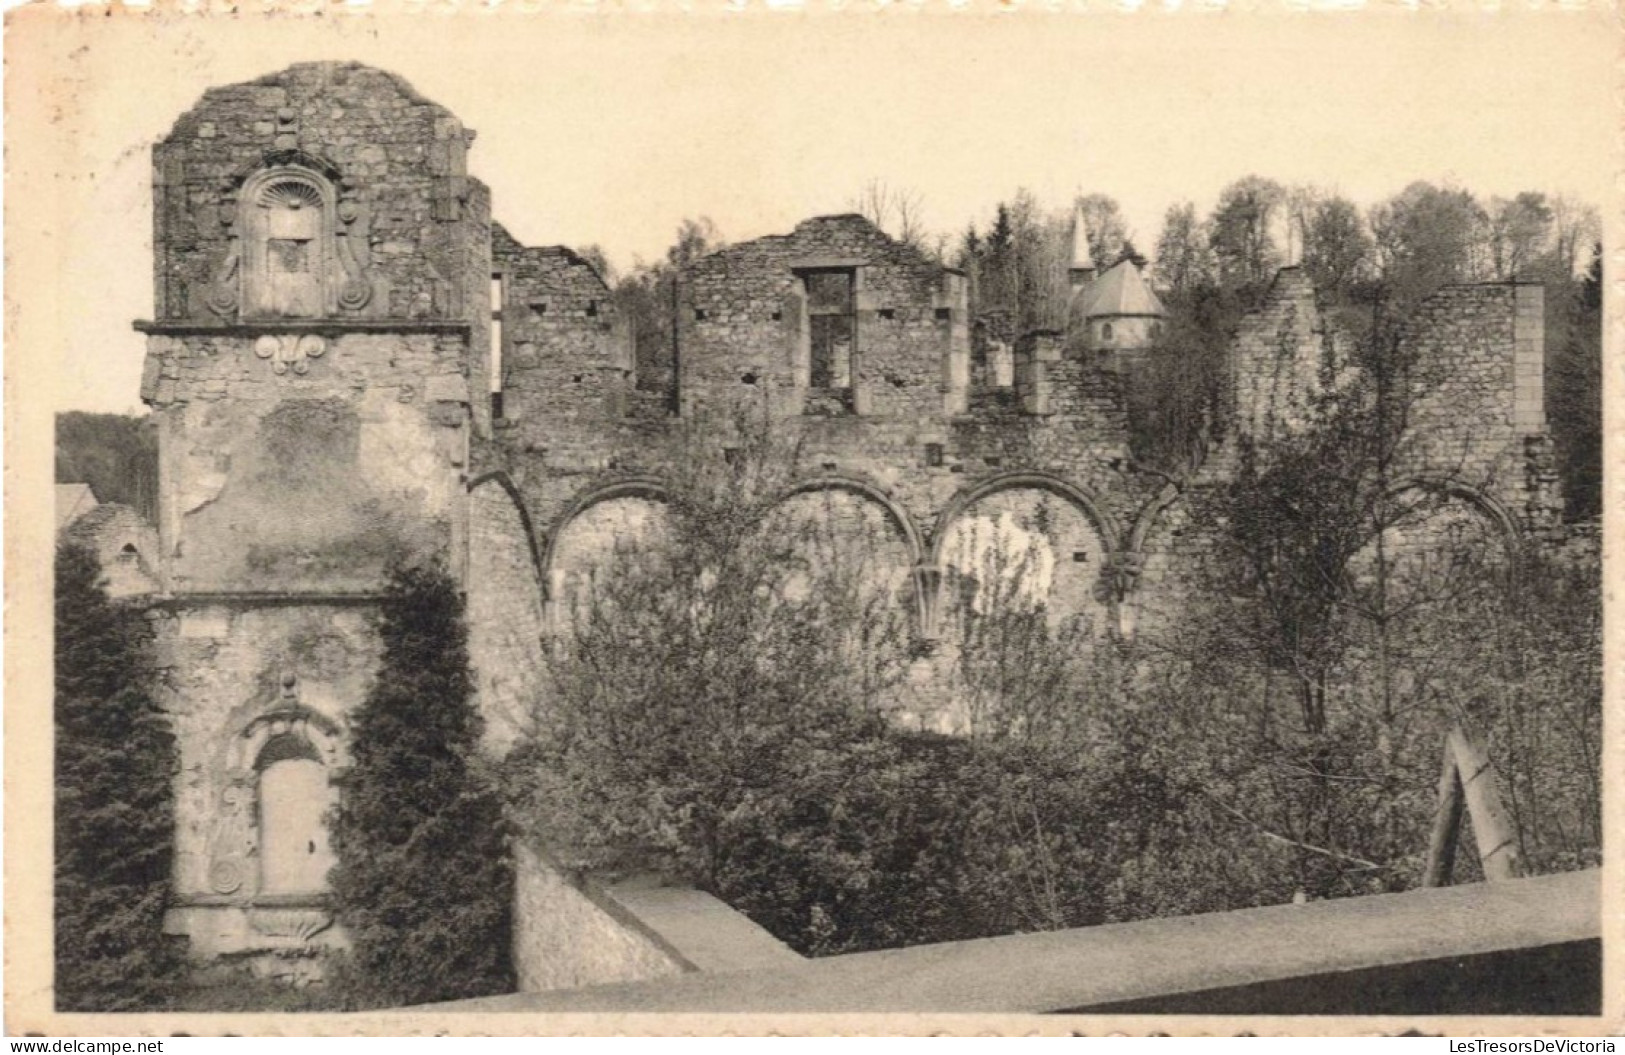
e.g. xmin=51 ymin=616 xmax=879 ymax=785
xmin=1065 ymin=205 xmax=1167 ymax=359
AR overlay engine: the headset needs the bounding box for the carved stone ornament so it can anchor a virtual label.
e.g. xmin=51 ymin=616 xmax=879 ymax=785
xmin=205 ymin=159 xmax=376 ymax=320
xmin=249 ymin=908 xmax=334 ymax=942
xmin=255 ymin=334 xmax=327 ymax=376
xmin=208 ymin=858 xmax=245 ymax=895
xmin=208 ymin=778 xmax=257 ymax=894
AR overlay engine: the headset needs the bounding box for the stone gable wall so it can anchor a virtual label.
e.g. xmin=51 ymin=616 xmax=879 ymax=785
xmin=674 ymin=215 xmax=969 ymax=421
xmin=153 ymin=62 xmax=486 ymax=329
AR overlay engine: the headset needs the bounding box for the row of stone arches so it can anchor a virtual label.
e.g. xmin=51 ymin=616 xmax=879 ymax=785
xmin=470 ymin=469 xmax=1525 ymax=645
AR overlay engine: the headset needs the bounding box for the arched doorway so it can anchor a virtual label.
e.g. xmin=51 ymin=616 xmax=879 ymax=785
xmin=256 ymin=733 xmax=336 ymax=897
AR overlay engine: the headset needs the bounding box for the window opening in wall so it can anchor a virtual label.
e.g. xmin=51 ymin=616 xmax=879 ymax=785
xmin=490 ymin=273 xmax=505 ymax=420
xmin=804 ymin=269 xmax=855 ymax=391
xmin=119 ymin=543 xmax=139 ymax=563
xmin=935 ymin=307 xmax=951 ymax=321
xmin=1102 ymin=322 xmax=1115 ymax=342
xmin=1150 ymin=321 xmax=1163 ymax=339
xmin=1073 ymin=551 xmax=1090 ymax=563
xmin=925 ymin=443 xmax=944 ymax=468
xmin=879 ymin=308 xmax=896 ymax=321
xmin=586 ymin=300 xmax=599 ymax=318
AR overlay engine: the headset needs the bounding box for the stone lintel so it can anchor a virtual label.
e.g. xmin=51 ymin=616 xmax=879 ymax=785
xmin=134 ymin=319 xmax=472 ymax=337
xmin=151 ymin=591 xmax=391 ymax=610
xmin=788 ymin=256 xmax=867 ymax=271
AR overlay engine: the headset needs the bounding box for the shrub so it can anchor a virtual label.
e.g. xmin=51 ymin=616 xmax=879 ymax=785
xmin=328 ymin=561 xmax=514 ymax=1007
xmin=55 ymin=542 xmax=183 ymax=1010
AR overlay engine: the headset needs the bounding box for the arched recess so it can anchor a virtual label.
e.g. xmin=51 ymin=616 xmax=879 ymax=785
xmin=207 ymin=149 xmax=372 ymax=320
xmin=1385 ymin=478 xmax=1522 ymax=553
xmin=468 ymin=471 xmax=544 ymax=581
xmin=255 ymin=733 xmax=335 ymax=897
xmin=930 ymin=473 xmax=1117 ymax=636
xmin=1115 ymin=482 xmax=1185 ymax=641
xmin=1350 ymin=478 xmax=1523 ymax=612
xmin=779 ymin=475 xmax=925 ymax=567
xmin=209 ymin=704 xmax=345 ymax=901
xmin=929 ymin=472 xmax=1121 ymax=566
xmin=540 ymin=477 xmax=672 ymax=621
xmin=766 ymin=479 xmax=919 ymax=626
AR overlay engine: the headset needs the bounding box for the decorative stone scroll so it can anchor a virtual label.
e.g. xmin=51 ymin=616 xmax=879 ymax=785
xmin=205 ymin=157 xmax=376 ymax=321
xmin=254 ymin=334 xmax=327 ymax=376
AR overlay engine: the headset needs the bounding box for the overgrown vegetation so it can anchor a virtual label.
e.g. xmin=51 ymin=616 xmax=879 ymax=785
xmin=512 ymin=388 xmax=1600 ymax=954
xmin=56 ymin=411 xmax=159 ymax=521
xmin=328 ymin=561 xmax=514 ymax=1007
xmin=55 ymin=542 xmax=183 ymax=1010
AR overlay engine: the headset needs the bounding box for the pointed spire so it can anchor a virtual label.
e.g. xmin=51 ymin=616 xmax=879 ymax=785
xmin=1069 ymin=204 xmax=1096 ymax=289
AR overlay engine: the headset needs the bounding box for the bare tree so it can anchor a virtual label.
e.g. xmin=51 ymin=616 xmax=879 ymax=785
xmin=850 ymin=179 xmax=929 ymax=251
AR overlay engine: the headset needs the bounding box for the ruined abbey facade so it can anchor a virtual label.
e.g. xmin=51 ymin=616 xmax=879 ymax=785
xmin=130 ymin=63 xmax=1565 ymax=971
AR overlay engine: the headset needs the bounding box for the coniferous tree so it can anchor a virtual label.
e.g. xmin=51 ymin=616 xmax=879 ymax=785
xmin=328 ymin=561 xmax=513 ymax=1007
xmin=55 ymin=542 xmax=182 ymax=1010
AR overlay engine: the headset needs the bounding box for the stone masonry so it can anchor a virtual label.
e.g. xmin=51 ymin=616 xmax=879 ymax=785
xmin=131 ymin=62 xmax=1567 ymax=975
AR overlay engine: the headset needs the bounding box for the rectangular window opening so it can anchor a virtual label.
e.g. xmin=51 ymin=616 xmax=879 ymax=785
xmin=490 ymin=273 xmax=505 ymax=415
xmin=803 ymin=269 xmax=855 ymax=392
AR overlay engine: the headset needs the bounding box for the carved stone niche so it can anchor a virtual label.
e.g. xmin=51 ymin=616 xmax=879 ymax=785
xmin=205 ymin=154 xmax=376 ymax=322
xmin=248 ymin=907 xmax=334 ymax=943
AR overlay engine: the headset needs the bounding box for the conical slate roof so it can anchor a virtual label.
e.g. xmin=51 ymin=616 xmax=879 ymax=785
xmin=1078 ymin=259 xmax=1165 ymax=319
xmin=1069 ymin=205 xmax=1094 ymax=272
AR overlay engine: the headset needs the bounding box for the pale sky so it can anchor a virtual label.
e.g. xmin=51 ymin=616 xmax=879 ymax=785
xmin=7 ymin=5 xmax=1614 ymax=414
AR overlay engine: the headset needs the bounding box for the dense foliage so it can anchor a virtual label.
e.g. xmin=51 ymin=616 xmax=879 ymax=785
xmin=514 ymin=399 xmax=1600 ymax=954
xmin=56 ymin=412 xmax=159 ymax=522
xmin=328 ymin=561 xmax=514 ymax=1007
xmin=54 ymin=543 xmax=183 ymax=1010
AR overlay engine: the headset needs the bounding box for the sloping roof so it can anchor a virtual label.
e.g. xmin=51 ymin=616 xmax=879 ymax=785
xmin=62 ymin=501 xmax=146 ymax=546
xmin=56 ymin=483 xmax=99 ymax=532
xmin=1078 ymin=259 xmax=1166 ymax=319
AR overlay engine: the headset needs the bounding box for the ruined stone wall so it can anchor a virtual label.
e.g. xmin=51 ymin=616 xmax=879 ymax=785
xmin=1228 ymin=268 xmax=1357 ymax=446
xmin=493 ymin=226 xmax=629 ymax=426
xmin=1399 ymin=284 xmax=1557 ymax=530
xmin=145 ymin=62 xmax=483 ymax=974
xmin=674 ymin=215 xmax=969 ymax=420
xmin=142 ymin=331 xmax=471 ymax=593
xmin=153 ymin=62 xmax=486 ymax=331
xmin=465 ymin=477 xmax=548 ymax=755
xmin=469 ymin=217 xmax=1158 ymax=730
xmin=62 ymin=504 xmax=161 ymax=599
